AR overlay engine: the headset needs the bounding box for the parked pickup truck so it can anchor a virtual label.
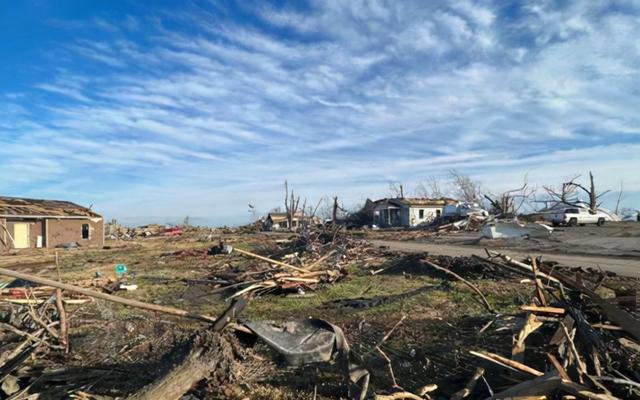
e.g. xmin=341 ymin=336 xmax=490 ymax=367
xmin=545 ymin=208 xmax=608 ymax=227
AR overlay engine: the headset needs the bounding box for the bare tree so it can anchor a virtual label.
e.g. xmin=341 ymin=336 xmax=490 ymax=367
xmin=566 ymin=172 xmax=610 ymax=212
xmin=388 ymin=182 xmax=404 ymax=198
xmin=542 ymin=174 xmax=580 ymax=207
xmin=543 ymin=172 xmax=611 ymax=213
xmin=284 ymin=180 xmax=301 ymax=230
xmin=415 ymin=176 xmax=446 ymax=199
xmin=330 ymin=196 xmax=349 ymax=223
xmin=615 ymin=181 xmax=624 ymax=215
xmin=449 ymin=170 xmax=482 ymax=203
xmin=309 ymin=198 xmax=323 ymax=219
xmin=484 ymin=178 xmax=536 ymax=217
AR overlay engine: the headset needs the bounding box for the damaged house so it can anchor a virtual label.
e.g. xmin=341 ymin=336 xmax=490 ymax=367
xmin=263 ymin=212 xmax=320 ymax=231
xmin=0 ymin=196 xmax=104 ymax=251
xmin=372 ymin=198 xmax=457 ymax=228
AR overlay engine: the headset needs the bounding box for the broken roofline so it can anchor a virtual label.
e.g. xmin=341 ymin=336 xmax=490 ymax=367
xmin=0 ymin=214 xmax=101 ymax=220
xmin=0 ymin=196 xmax=100 ymax=218
xmin=375 ymin=197 xmax=458 ymax=207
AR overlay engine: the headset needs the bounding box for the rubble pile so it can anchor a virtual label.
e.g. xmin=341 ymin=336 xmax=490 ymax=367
xmin=202 ymin=228 xmax=368 ymax=299
xmin=104 ymin=222 xmax=181 ymax=240
xmin=0 ymin=294 xmax=70 ymax=397
xmin=409 ymin=252 xmax=640 ymax=399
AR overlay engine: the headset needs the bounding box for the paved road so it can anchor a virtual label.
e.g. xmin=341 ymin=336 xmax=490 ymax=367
xmin=371 ymin=240 xmax=640 ymax=278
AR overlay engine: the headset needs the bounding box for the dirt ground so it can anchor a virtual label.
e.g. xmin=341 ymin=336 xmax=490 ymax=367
xmin=1 ymin=227 xmax=639 ymax=399
xmin=366 ymin=221 xmax=640 ymax=258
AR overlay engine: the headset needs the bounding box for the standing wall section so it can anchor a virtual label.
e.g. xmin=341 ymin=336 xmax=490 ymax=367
xmin=47 ymin=218 xmax=104 ymax=248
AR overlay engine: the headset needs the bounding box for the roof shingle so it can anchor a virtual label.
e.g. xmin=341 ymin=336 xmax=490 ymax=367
xmin=0 ymin=196 xmax=100 ymax=218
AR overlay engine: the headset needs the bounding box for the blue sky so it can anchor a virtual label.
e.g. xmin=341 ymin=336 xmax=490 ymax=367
xmin=1 ymin=0 xmax=640 ymax=226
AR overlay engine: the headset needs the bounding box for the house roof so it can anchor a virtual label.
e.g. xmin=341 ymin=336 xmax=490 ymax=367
xmin=267 ymin=212 xmax=319 ymax=223
xmin=375 ymin=197 xmax=457 ymax=208
xmin=267 ymin=213 xmax=289 ymax=223
xmin=0 ymin=196 xmax=101 ymax=218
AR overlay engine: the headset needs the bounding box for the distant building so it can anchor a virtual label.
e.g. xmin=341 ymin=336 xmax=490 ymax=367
xmin=372 ymin=198 xmax=458 ymax=227
xmin=0 ymin=196 xmax=104 ymax=251
xmin=263 ymin=212 xmax=320 ymax=231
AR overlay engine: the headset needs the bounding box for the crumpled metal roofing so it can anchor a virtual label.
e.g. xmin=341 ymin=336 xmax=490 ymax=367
xmin=0 ymin=196 xmax=100 ymax=218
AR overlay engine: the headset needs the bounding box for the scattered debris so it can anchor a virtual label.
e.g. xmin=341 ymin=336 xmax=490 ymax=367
xmin=1 ymin=221 xmax=639 ymax=399
xmin=482 ymin=220 xmax=553 ymax=239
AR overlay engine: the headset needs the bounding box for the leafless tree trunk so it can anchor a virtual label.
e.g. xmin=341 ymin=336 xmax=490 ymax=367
xmin=284 ymin=180 xmax=300 ymax=230
xmin=563 ymin=171 xmax=610 ymax=213
xmin=615 ymin=181 xmax=624 ymax=215
xmin=589 ymin=172 xmax=597 ymax=212
xmin=543 ymin=172 xmax=610 ymax=213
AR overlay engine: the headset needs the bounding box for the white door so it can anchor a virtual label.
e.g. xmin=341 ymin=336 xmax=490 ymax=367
xmin=13 ymin=223 xmax=30 ymax=249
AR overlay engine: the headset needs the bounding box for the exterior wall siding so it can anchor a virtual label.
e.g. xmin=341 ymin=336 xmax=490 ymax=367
xmin=0 ymin=217 xmax=103 ymax=250
xmin=47 ymin=218 xmax=104 ymax=248
xmin=372 ymin=199 xmax=454 ymax=228
xmin=408 ymin=206 xmax=443 ymax=226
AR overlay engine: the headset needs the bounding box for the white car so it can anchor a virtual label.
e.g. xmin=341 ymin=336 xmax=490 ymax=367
xmin=546 ymin=207 xmax=608 ymax=227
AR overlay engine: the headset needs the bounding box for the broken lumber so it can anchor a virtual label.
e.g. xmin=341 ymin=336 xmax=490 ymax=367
xmin=553 ymin=272 xmax=640 ymax=342
xmin=546 ymin=353 xmax=571 ymax=381
xmin=485 ymin=250 xmax=560 ymax=283
xmin=374 ymin=392 xmax=423 ymax=400
xmin=559 ymin=381 xmax=621 ymax=400
xmin=0 ymin=267 xmax=218 ymax=324
xmin=530 ymin=257 xmax=548 ymax=306
xmin=618 ymin=337 xmax=640 ymax=353
xmin=216 ymin=244 xmax=310 ymax=274
xmin=489 ymin=372 xmax=561 ymax=399
xmin=512 ymin=313 xmax=543 ymax=362
xmin=469 ymin=350 xmax=544 ymax=377
xmin=55 ymin=288 xmax=69 ymax=353
xmin=521 ymin=305 xmax=566 ymax=314
xmin=422 ymin=259 xmax=494 ymax=313
xmin=306 ymin=250 xmax=337 ymax=270
xmin=451 ymin=367 xmax=484 ymax=400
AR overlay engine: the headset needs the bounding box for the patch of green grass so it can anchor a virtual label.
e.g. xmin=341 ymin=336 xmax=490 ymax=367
xmin=244 ymin=271 xmax=439 ymax=319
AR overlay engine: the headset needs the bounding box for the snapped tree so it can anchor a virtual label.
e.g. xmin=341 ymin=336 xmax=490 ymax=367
xmin=544 ymin=172 xmax=610 ymax=213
